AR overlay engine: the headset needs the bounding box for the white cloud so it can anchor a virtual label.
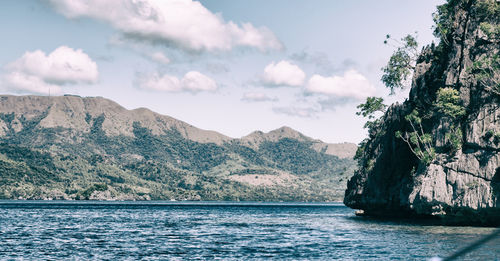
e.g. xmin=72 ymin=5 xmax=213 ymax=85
xmin=241 ymin=92 xmax=277 ymax=102
xmin=137 ymin=71 xmax=217 ymax=93
xmin=181 ymin=71 xmax=217 ymax=92
xmin=262 ymin=60 xmax=306 ymax=87
xmin=3 ymin=72 xmax=62 ymax=95
xmin=49 ymin=0 xmax=283 ymax=53
xmin=305 ymin=70 xmax=376 ymax=100
xmin=148 ymin=51 xmax=170 ymax=64
xmin=2 ymin=46 xmax=98 ymax=95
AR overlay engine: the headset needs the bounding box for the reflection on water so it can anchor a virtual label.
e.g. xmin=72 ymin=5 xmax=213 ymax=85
xmin=0 ymin=201 xmax=498 ymax=260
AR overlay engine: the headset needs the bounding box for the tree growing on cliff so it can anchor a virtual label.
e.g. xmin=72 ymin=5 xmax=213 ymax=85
xmin=396 ymin=87 xmax=466 ymax=163
xmin=432 ymin=0 xmax=499 ymax=45
xmin=471 ymin=54 xmax=500 ymax=96
xmin=435 ymin=87 xmax=466 ymax=152
xmin=356 ymin=97 xmax=387 ymax=130
xmin=471 ymin=0 xmax=500 ymax=96
xmin=381 ymin=34 xmax=419 ymax=94
xmin=355 ymin=34 xmax=419 ymax=166
xmin=431 ymin=0 xmax=456 ymax=46
xmin=395 ymin=110 xmax=435 ymax=165
xmin=354 ymin=97 xmax=388 ymax=164
xmin=435 ymin=87 xmax=466 ymax=119
xmin=476 ymin=0 xmax=500 ymax=20
xmin=357 ymin=33 xmax=418 ymax=133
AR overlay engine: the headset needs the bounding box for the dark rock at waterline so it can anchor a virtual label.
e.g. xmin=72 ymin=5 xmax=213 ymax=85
xmin=344 ymin=0 xmax=500 ymax=226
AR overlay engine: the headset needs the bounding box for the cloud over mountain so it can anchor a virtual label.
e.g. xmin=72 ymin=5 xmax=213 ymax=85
xmin=2 ymin=46 xmax=98 ymax=95
xmin=48 ymin=0 xmax=283 ymax=53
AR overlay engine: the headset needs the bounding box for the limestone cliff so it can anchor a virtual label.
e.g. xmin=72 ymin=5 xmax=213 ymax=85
xmin=344 ymin=0 xmax=500 ymax=226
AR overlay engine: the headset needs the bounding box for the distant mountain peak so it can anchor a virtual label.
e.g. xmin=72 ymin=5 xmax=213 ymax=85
xmin=0 ymin=95 xmax=231 ymax=144
xmin=0 ymin=94 xmax=357 ymax=159
xmin=242 ymin=126 xmax=308 ymax=144
xmin=241 ymin=125 xmax=356 ymax=159
xmin=0 ymin=94 xmax=358 ymax=201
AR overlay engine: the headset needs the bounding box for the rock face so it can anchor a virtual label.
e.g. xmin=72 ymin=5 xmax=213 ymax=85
xmin=344 ymin=0 xmax=500 ymax=226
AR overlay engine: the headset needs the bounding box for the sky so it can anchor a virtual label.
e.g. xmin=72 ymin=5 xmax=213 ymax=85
xmin=0 ymin=0 xmax=444 ymax=143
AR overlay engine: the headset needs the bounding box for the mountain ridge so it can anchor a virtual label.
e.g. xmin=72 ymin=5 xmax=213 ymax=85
xmin=0 ymin=94 xmax=356 ymax=201
xmin=0 ymin=94 xmax=231 ymax=144
xmin=0 ymin=94 xmax=356 ymax=158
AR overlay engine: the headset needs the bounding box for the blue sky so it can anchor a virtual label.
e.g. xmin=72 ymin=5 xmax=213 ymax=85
xmin=0 ymin=0 xmax=443 ymax=143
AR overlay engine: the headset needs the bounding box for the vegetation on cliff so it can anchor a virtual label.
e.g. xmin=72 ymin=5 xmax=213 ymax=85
xmin=346 ymin=0 xmax=500 ymax=226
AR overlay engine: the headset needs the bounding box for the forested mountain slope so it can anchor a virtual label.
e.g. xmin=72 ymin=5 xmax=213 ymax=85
xmin=0 ymin=95 xmax=356 ymax=201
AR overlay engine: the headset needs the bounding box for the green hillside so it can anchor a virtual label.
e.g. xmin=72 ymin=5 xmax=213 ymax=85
xmin=0 ymin=95 xmax=356 ymax=201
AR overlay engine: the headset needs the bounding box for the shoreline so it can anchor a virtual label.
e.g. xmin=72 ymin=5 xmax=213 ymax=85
xmin=0 ymin=199 xmax=345 ymax=207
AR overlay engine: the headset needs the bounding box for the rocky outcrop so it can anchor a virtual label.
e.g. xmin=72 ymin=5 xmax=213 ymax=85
xmin=344 ymin=0 xmax=500 ymax=226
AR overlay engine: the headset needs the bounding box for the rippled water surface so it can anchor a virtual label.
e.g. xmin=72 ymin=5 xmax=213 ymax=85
xmin=0 ymin=201 xmax=498 ymax=260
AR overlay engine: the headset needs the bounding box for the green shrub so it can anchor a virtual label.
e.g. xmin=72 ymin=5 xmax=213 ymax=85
xmin=494 ymin=133 xmax=500 ymax=145
xmin=446 ymin=127 xmax=463 ymax=152
xmin=435 ymin=88 xmax=466 ymax=119
xmin=484 ymin=130 xmax=495 ymax=140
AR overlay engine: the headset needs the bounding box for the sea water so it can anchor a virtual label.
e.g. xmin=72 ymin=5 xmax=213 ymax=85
xmin=0 ymin=201 xmax=498 ymax=260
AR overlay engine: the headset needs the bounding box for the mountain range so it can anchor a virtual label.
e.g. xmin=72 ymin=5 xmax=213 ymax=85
xmin=0 ymin=95 xmax=356 ymax=201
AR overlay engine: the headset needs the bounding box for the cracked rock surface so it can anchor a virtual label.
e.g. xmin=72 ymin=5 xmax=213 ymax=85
xmin=344 ymin=0 xmax=500 ymax=226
